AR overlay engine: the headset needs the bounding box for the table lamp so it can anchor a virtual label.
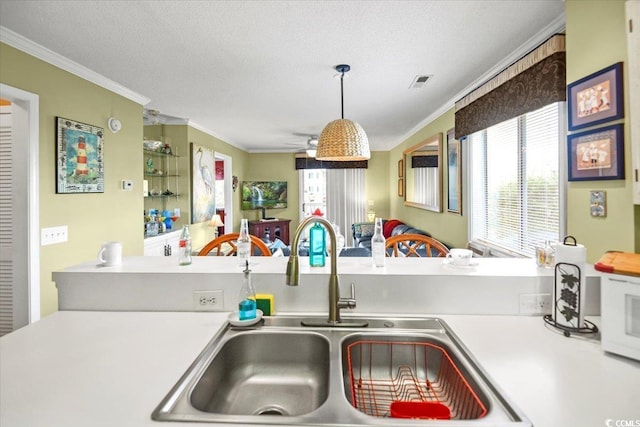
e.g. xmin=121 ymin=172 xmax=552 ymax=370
xmin=209 ymin=214 xmax=224 ymax=238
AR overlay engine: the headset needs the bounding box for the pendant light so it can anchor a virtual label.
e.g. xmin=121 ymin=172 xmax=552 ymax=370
xmin=316 ymin=64 xmax=370 ymax=161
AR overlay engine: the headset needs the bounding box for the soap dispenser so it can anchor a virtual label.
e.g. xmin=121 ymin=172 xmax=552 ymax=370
xmin=238 ymin=261 xmax=257 ymax=320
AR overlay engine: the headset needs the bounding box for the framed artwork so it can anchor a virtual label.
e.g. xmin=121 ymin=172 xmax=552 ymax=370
xmin=398 ymin=179 xmax=404 ymax=197
xmin=567 ymin=124 xmax=624 ymax=181
xmin=55 ymin=117 xmax=104 ymax=194
xmin=398 ymin=159 xmax=404 ymax=177
xmin=590 ymin=190 xmax=606 ymax=217
xmin=191 ymin=143 xmax=216 ymax=223
xmin=446 ymin=129 xmax=462 ymax=214
xmin=567 ymin=62 xmax=624 ymax=131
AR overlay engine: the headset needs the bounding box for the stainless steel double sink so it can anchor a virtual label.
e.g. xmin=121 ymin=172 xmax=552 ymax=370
xmin=152 ymin=315 xmax=532 ymax=426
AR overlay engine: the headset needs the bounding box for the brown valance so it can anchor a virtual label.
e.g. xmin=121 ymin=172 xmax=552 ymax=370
xmin=454 ymin=34 xmax=566 ymax=139
xmin=411 ymin=155 xmax=438 ymax=168
xmin=295 ymin=155 xmax=368 ymax=170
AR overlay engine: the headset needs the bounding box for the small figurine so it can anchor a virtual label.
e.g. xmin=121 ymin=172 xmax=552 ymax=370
xmin=164 ymin=144 xmax=172 ymax=155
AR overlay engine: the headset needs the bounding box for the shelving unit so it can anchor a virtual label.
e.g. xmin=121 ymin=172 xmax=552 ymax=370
xmin=144 ymin=148 xmax=180 ymax=211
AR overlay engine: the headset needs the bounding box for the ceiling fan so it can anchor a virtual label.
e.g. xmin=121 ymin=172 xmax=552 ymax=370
xmin=286 ymin=134 xmax=319 ymax=157
xmin=143 ymin=109 xmax=189 ymax=125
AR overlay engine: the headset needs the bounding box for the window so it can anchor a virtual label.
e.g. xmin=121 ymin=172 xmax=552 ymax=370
xmin=468 ymin=102 xmax=564 ymax=257
xmin=299 ymin=168 xmax=366 ymax=246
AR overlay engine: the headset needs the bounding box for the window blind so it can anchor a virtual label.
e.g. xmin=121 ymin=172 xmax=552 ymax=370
xmin=469 ymin=103 xmax=560 ymax=257
xmin=0 ymin=104 xmax=13 ymax=336
xmin=325 ymin=169 xmax=366 ymax=247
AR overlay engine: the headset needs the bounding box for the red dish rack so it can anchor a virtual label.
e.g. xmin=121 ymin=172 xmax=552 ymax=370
xmin=346 ymin=340 xmax=488 ymax=420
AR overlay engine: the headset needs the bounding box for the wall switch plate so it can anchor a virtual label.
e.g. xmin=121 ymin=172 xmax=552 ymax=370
xmin=193 ymin=290 xmax=224 ymax=311
xmin=121 ymin=179 xmax=133 ymax=191
xmin=519 ymin=293 xmax=552 ymax=315
xmin=41 ymin=225 xmax=68 ymax=246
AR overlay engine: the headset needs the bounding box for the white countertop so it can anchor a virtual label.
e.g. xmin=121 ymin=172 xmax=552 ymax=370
xmin=53 ymin=257 xmax=602 ymax=316
xmin=1 ymin=311 xmax=638 ymax=427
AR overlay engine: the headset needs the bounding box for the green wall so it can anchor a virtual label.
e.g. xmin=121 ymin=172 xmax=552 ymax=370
xmin=388 ymin=108 xmax=467 ymax=248
xmin=1 ymin=42 xmax=144 ymax=317
xmin=566 ymin=0 xmax=636 ymax=261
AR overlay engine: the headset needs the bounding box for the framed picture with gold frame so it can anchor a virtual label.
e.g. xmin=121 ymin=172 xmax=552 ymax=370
xmin=398 ymin=179 xmax=404 ymax=197
xmin=446 ymin=129 xmax=462 ymax=214
xmin=398 ymin=159 xmax=404 ymax=177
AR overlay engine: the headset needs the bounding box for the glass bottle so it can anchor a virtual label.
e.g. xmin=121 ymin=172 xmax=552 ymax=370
xmin=237 ymin=218 xmax=251 ymax=267
xmin=178 ymin=225 xmax=192 ymax=265
xmin=371 ymin=217 xmax=386 ymax=267
xmin=334 ymin=223 xmax=345 ymax=257
xmin=238 ymin=261 xmax=257 ymax=320
xmin=309 ymin=222 xmax=326 ymax=267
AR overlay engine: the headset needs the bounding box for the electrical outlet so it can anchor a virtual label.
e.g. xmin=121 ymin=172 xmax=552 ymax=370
xmin=121 ymin=179 xmax=133 ymax=191
xmin=519 ymin=293 xmax=552 ymax=315
xmin=193 ymin=290 xmax=224 ymax=311
xmin=41 ymin=225 xmax=68 ymax=246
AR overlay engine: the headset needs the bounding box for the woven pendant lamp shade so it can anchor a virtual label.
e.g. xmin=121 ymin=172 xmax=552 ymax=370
xmin=316 ymin=118 xmax=370 ymax=161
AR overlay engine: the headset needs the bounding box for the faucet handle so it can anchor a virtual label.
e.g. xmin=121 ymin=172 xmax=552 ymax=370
xmin=338 ymin=283 xmax=357 ymax=310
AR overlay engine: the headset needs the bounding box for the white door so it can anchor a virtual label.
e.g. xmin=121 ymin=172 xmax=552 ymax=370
xmin=0 ymin=84 xmax=40 ymax=335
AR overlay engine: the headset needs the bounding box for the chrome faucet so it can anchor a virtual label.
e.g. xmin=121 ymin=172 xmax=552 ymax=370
xmin=286 ymin=216 xmax=367 ymax=327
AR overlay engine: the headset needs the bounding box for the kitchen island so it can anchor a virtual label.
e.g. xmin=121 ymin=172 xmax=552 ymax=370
xmin=1 ymin=310 xmax=639 ymax=427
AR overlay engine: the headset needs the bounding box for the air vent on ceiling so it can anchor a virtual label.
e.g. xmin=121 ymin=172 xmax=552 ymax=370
xmin=409 ymin=75 xmax=433 ymax=89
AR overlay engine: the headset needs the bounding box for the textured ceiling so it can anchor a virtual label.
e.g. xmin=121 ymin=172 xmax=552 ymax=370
xmin=0 ymin=1 xmax=565 ymax=152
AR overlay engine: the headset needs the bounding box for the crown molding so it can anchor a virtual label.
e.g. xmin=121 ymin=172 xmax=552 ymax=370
xmin=187 ymin=120 xmax=246 ymax=151
xmin=0 ymin=26 xmax=150 ymax=106
xmin=393 ymin=13 xmax=566 ymax=149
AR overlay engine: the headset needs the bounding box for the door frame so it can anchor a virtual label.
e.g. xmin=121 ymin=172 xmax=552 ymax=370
xmin=0 ymin=83 xmax=40 ymax=326
xmin=214 ymin=152 xmax=233 ymax=234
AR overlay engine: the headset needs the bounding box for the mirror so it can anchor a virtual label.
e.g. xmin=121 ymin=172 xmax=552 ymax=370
xmin=403 ymin=133 xmax=443 ymax=212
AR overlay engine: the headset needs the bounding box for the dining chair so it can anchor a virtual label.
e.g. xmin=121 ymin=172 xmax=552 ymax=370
xmin=197 ymin=233 xmax=272 ymax=256
xmin=384 ymin=234 xmax=449 ymax=258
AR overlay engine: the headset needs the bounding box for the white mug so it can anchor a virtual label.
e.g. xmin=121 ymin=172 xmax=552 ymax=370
xmin=446 ymin=248 xmax=473 ymax=266
xmin=98 ymin=241 xmax=122 ymax=266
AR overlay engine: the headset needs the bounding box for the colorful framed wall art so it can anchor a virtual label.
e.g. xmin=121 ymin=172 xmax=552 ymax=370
xmin=55 ymin=117 xmax=104 ymax=194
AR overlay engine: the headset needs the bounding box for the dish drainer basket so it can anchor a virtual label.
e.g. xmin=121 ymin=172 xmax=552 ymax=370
xmin=346 ymin=340 xmax=487 ymax=420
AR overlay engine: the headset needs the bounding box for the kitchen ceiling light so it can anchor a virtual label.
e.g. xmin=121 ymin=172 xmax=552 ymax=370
xmin=316 ymin=64 xmax=370 ymax=161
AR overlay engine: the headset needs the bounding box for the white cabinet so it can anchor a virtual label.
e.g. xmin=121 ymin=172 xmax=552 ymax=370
xmin=143 ymin=230 xmax=181 ymax=256
xmin=628 ymin=1 xmax=640 ymax=203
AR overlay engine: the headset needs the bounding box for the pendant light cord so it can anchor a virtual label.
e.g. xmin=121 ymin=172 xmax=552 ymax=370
xmin=340 ymin=70 xmax=345 ymax=119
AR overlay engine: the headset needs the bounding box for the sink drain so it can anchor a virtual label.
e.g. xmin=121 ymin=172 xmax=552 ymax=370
xmin=255 ymin=405 xmax=288 ymax=416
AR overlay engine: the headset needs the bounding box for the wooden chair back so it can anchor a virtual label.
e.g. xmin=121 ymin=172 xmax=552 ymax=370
xmin=384 ymin=233 xmax=449 ymax=258
xmin=197 ymin=233 xmax=271 ymax=256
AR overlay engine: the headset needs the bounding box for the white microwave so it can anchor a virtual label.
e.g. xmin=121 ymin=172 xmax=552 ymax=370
xmin=601 ymin=272 xmax=640 ymax=362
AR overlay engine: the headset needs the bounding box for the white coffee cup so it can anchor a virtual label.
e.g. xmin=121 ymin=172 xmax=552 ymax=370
xmin=98 ymin=241 xmax=122 ymax=266
xmin=446 ymin=248 xmax=473 ymax=266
